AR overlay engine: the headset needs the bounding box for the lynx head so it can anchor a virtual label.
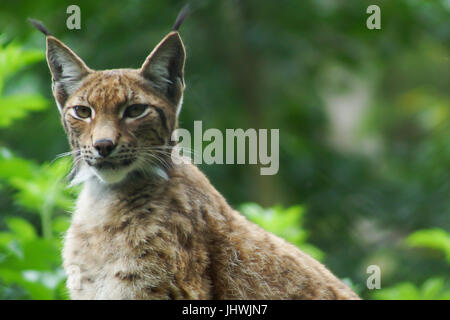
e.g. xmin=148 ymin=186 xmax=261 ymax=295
xmin=31 ymin=14 xmax=187 ymax=185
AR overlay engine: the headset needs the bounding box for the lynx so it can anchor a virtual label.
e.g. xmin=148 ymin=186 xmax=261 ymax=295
xmin=30 ymin=10 xmax=359 ymax=300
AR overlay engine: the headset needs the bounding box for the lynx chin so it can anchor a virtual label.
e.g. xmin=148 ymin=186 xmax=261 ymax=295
xmin=30 ymin=10 xmax=359 ymax=300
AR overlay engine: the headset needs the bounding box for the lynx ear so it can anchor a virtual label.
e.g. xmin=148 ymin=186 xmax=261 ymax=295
xmin=140 ymin=31 xmax=186 ymax=108
xmin=46 ymin=36 xmax=91 ymax=110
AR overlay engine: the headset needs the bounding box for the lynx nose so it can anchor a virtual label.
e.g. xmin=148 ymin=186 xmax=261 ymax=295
xmin=94 ymin=139 xmax=116 ymax=158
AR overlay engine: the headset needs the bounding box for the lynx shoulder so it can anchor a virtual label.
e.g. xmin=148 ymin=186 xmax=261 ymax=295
xmin=31 ymin=12 xmax=360 ymax=300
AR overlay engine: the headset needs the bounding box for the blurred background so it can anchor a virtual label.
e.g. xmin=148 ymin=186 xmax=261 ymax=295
xmin=0 ymin=0 xmax=449 ymax=299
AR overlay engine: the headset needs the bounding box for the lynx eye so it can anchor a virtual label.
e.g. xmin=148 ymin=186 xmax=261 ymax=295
xmin=124 ymin=104 xmax=149 ymax=119
xmin=73 ymin=106 xmax=92 ymax=119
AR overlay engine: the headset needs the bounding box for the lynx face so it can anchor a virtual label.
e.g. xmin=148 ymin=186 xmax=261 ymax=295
xmin=45 ymin=32 xmax=185 ymax=185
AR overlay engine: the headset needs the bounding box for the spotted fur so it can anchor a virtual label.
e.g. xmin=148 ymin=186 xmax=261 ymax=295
xmin=38 ymin=19 xmax=359 ymax=300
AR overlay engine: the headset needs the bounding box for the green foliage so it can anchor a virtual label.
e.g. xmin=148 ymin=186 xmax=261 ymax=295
xmin=371 ymin=228 xmax=450 ymax=300
xmin=0 ymin=217 xmax=68 ymax=299
xmin=0 ymin=149 xmax=74 ymax=211
xmin=0 ymin=40 xmax=43 ymax=81
xmin=406 ymin=229 xmax=450 ymax=264
xmin=0 ymin=40 xmax=47 ymax=127
xmin=0 ymin=151 xmax=73 ymax=299
xmin=0 ymin=148 xmax=75 ymax=239
xmin=240 ymin=203 xmax=324 ymax=261
xmin=0 ymin=38 xmax=73 ymax=299
xmin=373 ymin=278 xmax=450 ymax=300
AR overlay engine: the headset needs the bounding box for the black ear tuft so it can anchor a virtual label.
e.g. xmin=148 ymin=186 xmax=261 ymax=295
xmin=172 ymin=3 xmax=191 ymax=31
xmin=28 ymin=18 xmax=53 ymax=36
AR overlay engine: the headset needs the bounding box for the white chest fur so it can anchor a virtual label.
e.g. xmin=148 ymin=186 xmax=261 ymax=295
xmin=63 ymin=179 xmax=147 ymax=299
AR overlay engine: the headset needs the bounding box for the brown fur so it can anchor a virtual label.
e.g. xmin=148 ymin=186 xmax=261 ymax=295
xmin=40 ymin=22 xmax=359 ymax=300
xmin=64 ymin=163 xmax=359 ymax=299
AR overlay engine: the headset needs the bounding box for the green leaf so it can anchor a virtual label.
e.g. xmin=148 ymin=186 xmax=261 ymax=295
xmin=5 ymin=218 xmax=37 ymax=241
xmin=406 ymin=229 xmax=450 ymax=263
xmin=0 ymin=41 xmax=44 ymax=87
xmin=0 ymin=238 xmax=61 ymax=271
xmin=298 ymin=243 xmax=325 ymax=262
xmin=0 ymin=148 xmax=37 ymax=181
xmin=372 ymin=278 xmax=450 ymax=300
xmin=0 ymin=268 xmax=56 ymax=300
xmin=22 ymin=269 xmax=66 ymax=291
xmin=0 ymin=41 xmax=47 ymax=127
xmin=372 ymin=282 xmax=421 ymax=300
xmin=240 ymin=203 xmax=324 ymax=261
xmin=0 ymin=94 xmax=48 ymax=127
xmin=0 ymin=151 xmax=75 ymax=214
xmin=6 ymin=240 xmax=24 ymax=260
xmin=421 ymin=278 xmax=444 ymax=299
xmin=52 ymin=216 xmax=71 ymax=235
